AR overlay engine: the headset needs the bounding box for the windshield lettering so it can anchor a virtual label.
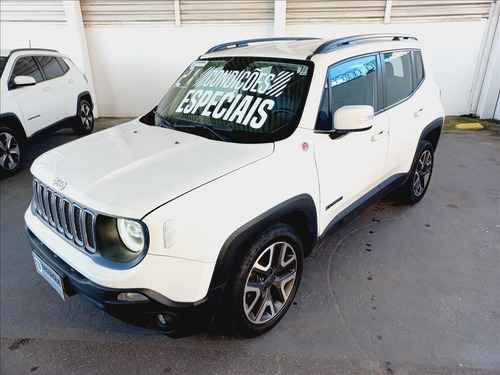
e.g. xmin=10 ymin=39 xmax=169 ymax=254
xmin=155 ymin=57 xmax=312 ymax=143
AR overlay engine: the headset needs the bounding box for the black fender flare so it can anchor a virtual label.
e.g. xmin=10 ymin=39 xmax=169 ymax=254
xmin=418 ymin=117 xmax=444 ymax=151
xmin=76 ymin=91 xmax=94 ymax=114
xmin=208 ymin=194 xmax=318 ymax=290
xmin=0 ymin=112 xmax=28 ymax=141
xmin=400 ymin=117 xmax=444 ymax=185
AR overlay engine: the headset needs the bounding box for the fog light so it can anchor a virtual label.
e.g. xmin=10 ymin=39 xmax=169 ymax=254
xmin=156 ymin=313 xmax=177 ymax=332
xmin=117 ymin=292 xmax=149 ymax=302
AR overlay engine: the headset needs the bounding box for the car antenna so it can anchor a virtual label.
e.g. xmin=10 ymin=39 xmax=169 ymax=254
xmin=29 ymin=39 xmax=32 ymax=48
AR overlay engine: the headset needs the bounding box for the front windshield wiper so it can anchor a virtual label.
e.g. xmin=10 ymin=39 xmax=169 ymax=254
xmin=172 ymin=122 xmax=232 ymax=142
xmin=154 ymin=110 xmax=174 ymax=129
xmin=154 ymin=111 xmax=231 ymax=142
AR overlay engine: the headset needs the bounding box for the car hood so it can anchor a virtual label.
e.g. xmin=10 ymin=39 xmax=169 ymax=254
xmin=31 ymin=120 xmax=274 ymax=218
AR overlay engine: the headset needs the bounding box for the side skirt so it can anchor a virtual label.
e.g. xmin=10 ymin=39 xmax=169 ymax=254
xmin=319 ymin=173 xmax=407 ymax=244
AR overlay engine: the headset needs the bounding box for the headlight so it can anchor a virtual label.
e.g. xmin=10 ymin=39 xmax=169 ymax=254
xmin=117 ymin=218 xmax=145 ymax=253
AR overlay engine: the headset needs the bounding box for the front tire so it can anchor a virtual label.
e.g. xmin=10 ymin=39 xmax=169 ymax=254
xmin=72 ymin=99 xmax=94 ymax=135
xmin=393 ymin=140 xmax=434 ymax=204
xmin=0 ymin=127 xmax=23 ymax=178
xmin=227 ymin=223 xmax=303 ymax=337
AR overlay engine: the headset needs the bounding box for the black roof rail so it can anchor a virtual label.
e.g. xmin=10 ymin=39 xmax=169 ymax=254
xmin=206 ymin=37 xmax=320 ymax=54
xmin=8 ymin=48 xmax=60 ymax=56
xmin=308 ymin=34 xmax=418 ymax=59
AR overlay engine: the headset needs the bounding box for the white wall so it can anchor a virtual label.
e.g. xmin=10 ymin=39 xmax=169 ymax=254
xmin=84 ymin=20 xmax=488 ymax=117
xmin=0 ymin=19 xmax=490 ymax=118
xmin=84 ymin=25 xmax=272 ymax=117
xmin=476 ymin=15 xmax=499 ymax=120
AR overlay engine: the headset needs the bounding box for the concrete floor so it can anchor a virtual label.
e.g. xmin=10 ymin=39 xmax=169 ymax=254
xmin=1 ymin=119 xmax=499 ymax=374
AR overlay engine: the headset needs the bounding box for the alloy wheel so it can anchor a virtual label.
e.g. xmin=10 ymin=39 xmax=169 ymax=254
xmin=0 ymin=132 xmax=21 ymax=171
xmin=243 ymin=241 xmax=297 ymax=324
xmin=413 ymin=149 xmax=432 ymax=197
xmin=80 ymin=102 xmax=93 ymax=130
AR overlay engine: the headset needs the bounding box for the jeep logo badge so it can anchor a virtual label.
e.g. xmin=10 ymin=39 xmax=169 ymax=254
xmin=53 ymin=177 xmax=67 ymax=191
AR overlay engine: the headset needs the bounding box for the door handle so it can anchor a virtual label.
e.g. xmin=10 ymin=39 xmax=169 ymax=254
xmin=43 ymin=87 xmax=52 ymax=92
xmin=68 ymin=79 xmax=74 ymax=83
xmin=371 ymin=130 xmax=388 ymax=142
xmin=414 ymin=108 xmax=424 ymax=118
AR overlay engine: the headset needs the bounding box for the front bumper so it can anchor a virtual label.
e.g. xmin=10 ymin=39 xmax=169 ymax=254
xmin=26 ymin=228 xmax=225 ymax=338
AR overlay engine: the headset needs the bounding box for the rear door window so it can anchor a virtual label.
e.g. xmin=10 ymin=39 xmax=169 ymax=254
xmin=383 ymin=51 xmax=413 ymax=107
xmin=35 ymin=56 xmax=65 ymax=80
xmin=56 ymin=57 xmax=70 ymax=74
xmin=413 ymin=50 xmax=424 ymax=87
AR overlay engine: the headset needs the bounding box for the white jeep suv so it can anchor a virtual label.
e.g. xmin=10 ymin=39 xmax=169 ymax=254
xmin=25 ymin=35 xmax=444 ymax=338
xmin=0 ymin=48 xmax=94 ymax=177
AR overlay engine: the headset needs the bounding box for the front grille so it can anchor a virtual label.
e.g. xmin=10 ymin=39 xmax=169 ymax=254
xmin=32 ymin=179 xmax=96 ymax=253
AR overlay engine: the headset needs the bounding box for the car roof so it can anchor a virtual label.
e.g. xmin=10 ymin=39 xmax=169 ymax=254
xmin=201 ymin=34 xmax=420 ymax=61
xmin=2 ymin=48 xmax=61 ymax=58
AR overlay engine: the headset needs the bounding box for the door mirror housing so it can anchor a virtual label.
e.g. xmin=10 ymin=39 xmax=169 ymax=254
xmin=334 ymin=105 xmax=374 ymax=132
xmin=13 ymin=75 xmax=37 ymax=88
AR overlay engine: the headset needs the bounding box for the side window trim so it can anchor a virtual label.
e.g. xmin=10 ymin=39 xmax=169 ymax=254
xmin=33 ymin=56 xmax=48 ymax=81
xmin=410 ymin=50 xmax=417 ymax=89
xmin=411 ymin=50 xmax=426 ymax=91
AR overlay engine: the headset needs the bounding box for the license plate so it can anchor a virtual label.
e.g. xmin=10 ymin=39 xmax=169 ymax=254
xmin=32 ymin=252 xmax=66 ymax=300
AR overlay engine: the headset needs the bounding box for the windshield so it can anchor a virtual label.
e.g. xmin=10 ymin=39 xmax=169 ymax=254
xmin=0 ymin=56 xmax=8 ymax=78
xmin=152 ymin=56 xmax=313 ymax=143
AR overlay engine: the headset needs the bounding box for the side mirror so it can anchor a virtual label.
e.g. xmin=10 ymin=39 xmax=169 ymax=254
xmin=13 ymin=75 xmax=37 ymax=87
xmin=334 ymin=105 xmax=374 ymax=132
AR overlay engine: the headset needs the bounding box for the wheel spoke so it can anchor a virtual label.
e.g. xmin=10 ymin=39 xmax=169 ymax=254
xmin=255 ymin=292 xmax=275 ymax=323
xmin=244 ymin=283 xmax=263 ymax=316
xmin=413 ymin=173 xmax=421 ymax=190
xmin=421 ymin=170 xmax=430 ymax=188
xmin=0 ymin=154 xmax=7 ymax=168
xmin=278 ymin=243 xmax=296 ymax=270
xmin=253 ymin=246 xmax=273 ymax=273
xmin=273 ymin=270 xmax=296 ymax=302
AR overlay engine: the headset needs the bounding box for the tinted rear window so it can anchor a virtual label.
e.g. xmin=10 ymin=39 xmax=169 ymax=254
xmin=36 ymin=56 xmax=65 ymax=80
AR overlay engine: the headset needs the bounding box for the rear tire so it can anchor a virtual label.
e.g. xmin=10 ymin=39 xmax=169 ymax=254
xmin=392 ymin=140 xmax=434 ymax=204
xmin=72 ymin=99 xmax=94 ymax=135
xmin=227 ymin=223 xmax=303 ymax=337
xmin=0 ymin=126 xmax=23 ymax=178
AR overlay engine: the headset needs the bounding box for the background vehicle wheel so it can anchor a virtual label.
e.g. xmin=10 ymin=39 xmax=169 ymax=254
xmin=393 ymin=140 xmax=435 ymax=204
xmin=227 ymin=223 xmax=303 ymax=337
xmin=0 ymin=127 xmax=23 ymax=178
xmin=72 ymin=99 xmax=94 ymax=135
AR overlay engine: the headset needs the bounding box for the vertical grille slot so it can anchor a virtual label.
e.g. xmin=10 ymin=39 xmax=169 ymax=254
xmin=84 ymin=210 xmax=96 ymax=252
xmin=33 ymin=180 xmax=41 ymax=214
xmin=54 ymin=194 xmax=64 ymax=233
xmin=36 ymin=182 xmax=43 ymax=215
xmin=73 ymin=204 xmax=83 ymax=245
xmin=63 ymin=199 xmax=73 ymax=239
xmin=46 ymin=189 xmax=55 ymax=226
xmin=32 ymin=179 xmax=97 ymax=254
xmin=40 ymin=185 xmax=48 ymax=220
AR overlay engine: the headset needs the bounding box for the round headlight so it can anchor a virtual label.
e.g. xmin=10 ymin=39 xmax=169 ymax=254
xmin=117 ymin=218 xmax=145 ymax=253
